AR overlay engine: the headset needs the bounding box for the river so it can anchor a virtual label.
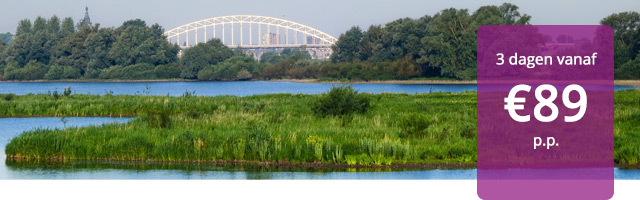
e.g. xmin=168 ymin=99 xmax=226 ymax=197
xmin=0 ymin=81 xmax=638 ymax=179
xmin=0 ymin=81 xmax=634 ymax=96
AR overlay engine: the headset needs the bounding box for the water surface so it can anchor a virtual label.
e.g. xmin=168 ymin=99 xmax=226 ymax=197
xmin=0 ymin=81 xmax=634 ymax=97
xmin=0 ymin=81 xmax=478 ymax=96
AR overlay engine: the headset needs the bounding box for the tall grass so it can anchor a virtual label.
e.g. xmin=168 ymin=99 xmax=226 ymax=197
xmin=3 ymin=91 xmax=476 ymax=165
xmin=3 ymin=89 xmax=640 ymax=166
xmin=615 ymin=90 xmax=640 ymax=165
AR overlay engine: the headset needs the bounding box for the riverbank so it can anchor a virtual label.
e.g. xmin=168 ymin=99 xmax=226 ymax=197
xmin=269 ymin=79 xmax=477 ymax=85
xmin=3 ymin=90 xmax=640 ymax=168
xmin=272 ymin=79 xmax=640 ymax=86
xmin=0 ymin=78 xmax=475 ymax=84
xmin=0 ymin=78 xmax=196 ymax=83
xmin=615 ymin=80 xmax=640 ymax=87
xmin=6 ymin=156 xmax=476 ymax=170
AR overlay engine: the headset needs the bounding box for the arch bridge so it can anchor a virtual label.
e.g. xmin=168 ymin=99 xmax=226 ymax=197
xmin=164 ymin=15 xmax=338 ymax=59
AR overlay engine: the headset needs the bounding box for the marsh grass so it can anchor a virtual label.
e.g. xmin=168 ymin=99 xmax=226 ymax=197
xmin=3 ymin=90 xmax=640 ymax=166
xmin=614 ymin=90 xmax=640 ymax=165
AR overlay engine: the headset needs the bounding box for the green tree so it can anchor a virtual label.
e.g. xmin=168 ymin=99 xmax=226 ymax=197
xmin=198 ymin=56 xmax=260 ymax=81
xmin=99 ymin=63 xmax=155 ymax=79
xmin=473 ymin=3 xmax=531 ymax=25
xmin=3 ymin=60 xmax=48 ymax=80
xmin=32 ymin=17 xmax=47 ymax=32
xmin=600 ymin=11 xmax=640 ymax=77
xmin=51 ymin=25 xmax=95 ymax=74
xmin=44 ymin=65 xmax=81 ymax=80
xmin=84 ymin=27 xmax=117 ymax=76
xmin=376 ymin=17 xmax=429 ymax=62
xmin=499 ymin=3 xmax=531 ymax=25
xmin=179 ymin=39 xmax=233 ymax=79
xmin=259 ymin=52 xmax=282 ymax=64
xmin=47 ymin=16 xmax=61 ymax=33
xmin=330 ymin=26 xmax=363 ymax=62
xmin=15 ymin=19 xmax=32 ymax=36
xmin=281 ymin=47 xmax=311 ymax=60
xmin=60 ymin=17 xmax=75 ymax=37
xmin=312 ymin=85 xmax=370 ymax=117
xmin=2 ymin=61 xmax=19 ymax=80
xmin=0 ymin=38 xmax=6 ymax=74
xmin=154 ymin=63 xmax=181 ymax=79
xmin=0 ymin=38 xmax=5 ymax=54
xmin=359 ymin=25 xmax=384 ymax=61
xmin=120 ymin=19 xmax=147 ymax=29
xmin=421 ymin=8 xmax=477 ymax=80
xmin=615 ymin=54 xmax=640 ymax=79
xmin=6 ymin=26 xmax=52 ymax=66
xmin=109 ymin=20 xmax=179 ymax=67
xmin=0 ymin=32 xmax=13 ymax=44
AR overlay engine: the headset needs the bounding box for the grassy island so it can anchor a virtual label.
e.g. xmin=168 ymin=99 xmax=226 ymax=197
xmin=2 ymin=89 xmax=640 ymax=168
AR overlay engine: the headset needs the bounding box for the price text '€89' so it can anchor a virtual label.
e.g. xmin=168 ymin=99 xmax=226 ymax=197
xmin=503 ymin=84 xmax=587 ymax=149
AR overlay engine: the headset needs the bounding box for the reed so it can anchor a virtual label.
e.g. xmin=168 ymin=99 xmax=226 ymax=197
xmin=2 ymin=89 xmax=640 ymax=166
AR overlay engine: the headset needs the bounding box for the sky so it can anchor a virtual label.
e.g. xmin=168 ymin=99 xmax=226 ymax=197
xmin=0 ymin=0 xmax=639 ymax=37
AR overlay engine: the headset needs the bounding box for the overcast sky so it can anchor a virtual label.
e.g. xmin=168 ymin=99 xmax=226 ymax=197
xmin=1 ymin=0 xmax=639 ymax=36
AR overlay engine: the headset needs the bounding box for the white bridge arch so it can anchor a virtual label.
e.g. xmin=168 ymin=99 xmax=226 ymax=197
xmin=164 ymin=15 xmax=338 ymax=49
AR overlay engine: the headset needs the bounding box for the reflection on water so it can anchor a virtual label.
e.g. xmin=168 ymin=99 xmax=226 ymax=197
xmin=4 ymin=160 xmax=477 ymax=180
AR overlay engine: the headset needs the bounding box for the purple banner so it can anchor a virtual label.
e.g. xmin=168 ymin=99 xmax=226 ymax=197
xmin=477 ymin=25 xmax=614 ymax=200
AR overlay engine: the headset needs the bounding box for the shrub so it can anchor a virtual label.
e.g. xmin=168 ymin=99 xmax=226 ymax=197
xmin=179 ymin=39 xmax=234 ymax=79
xmin=141 ymin=107 xmax=172 ymax=128
xmin=44 ymin=65 xmax=81 ymax=80
xmin=63 ymin=86 xmax=72 ymax=96
xmin=154 ymin=63 xmax=181 ymax=79
xmin=312 ymin=85 xmax=370 ymax=117
xmin=52 ymin=91 xmax=60 ymax=100
xmin=3 ymin=61 xmax=48 ymax=80
xmin=399 ymin=114 xmax=432 ymax=138
xmin=197 ymin=56 xmax=260 ymax=81
xmin=196 ymin=67 xmax=216 ymax=81
xmin=99 ymin=63 xmax=155 ymax=79
xmin=182 ymin=90 xmax=196 ymax=97
xmin=2 ymin=93 xmax=17 ymax=101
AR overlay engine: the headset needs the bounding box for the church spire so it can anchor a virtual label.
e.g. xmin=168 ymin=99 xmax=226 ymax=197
xmin=82 ymin=6 xmax=92 ymax=26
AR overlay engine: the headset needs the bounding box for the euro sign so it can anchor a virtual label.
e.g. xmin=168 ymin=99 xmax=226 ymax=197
xmin=504 ymin=84 xmax=531 ymax=122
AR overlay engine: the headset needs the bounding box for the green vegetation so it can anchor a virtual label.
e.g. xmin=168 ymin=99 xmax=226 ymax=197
xmin=326 ymin=3 xmax=530 ymax=80
xmin=3 ymin=89 xmax=640 ymax=167
xmin=601 ymin=12 xmax=640 ymax=79
xmin=1 ymin=4 xmax=637 ymax=81
xmin=3 ymin=89 xmax=477 ymax=166
xmin=179 ymin=39 xmax=234 ymax=79
xmin=1 ymin=17 xmax=180 ymax=81
xmin=197 ymin=56 xmax=261 ymax=81
xmin=312 ymin=85 xmax=369 ymax=117
xmin=0 ymin=32 xmax=12 ymax=44
xmin=614 ymin=90 xmax=640 ymax=165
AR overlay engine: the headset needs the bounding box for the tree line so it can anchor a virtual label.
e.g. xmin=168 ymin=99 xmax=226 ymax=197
xmin=0 ymin=16 xmax=181 ymax=80
xmin=324 ymin=4 xmax=640 ymax=80
xmin=0 ymin=3 xmax=639 ymax=81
